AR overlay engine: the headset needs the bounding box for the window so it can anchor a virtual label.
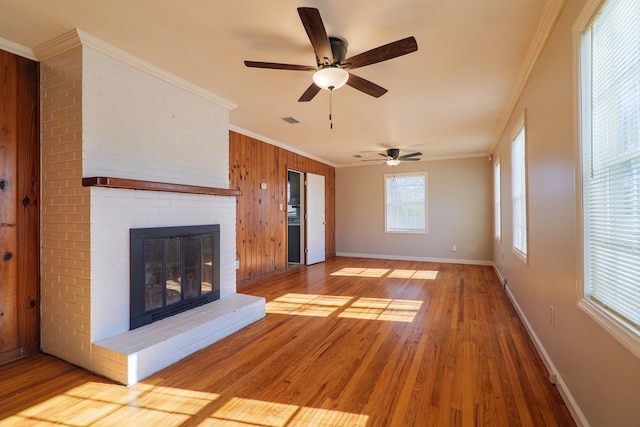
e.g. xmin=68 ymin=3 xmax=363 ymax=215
xmin=494 ymin=159 xmax=502 ymax=241
xmin=512 ymin=123 xmax=527 ymax=260
xmin=384 ymin=172 xmax=427 ymax=233
xmin=579 ymin=0 xmax=640 ymax=354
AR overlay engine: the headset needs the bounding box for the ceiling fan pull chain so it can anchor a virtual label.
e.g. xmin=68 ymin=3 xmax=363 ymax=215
xmin=329 ymin=87 xmax=334 ymax=129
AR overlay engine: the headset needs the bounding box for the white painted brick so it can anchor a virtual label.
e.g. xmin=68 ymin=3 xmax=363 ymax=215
xmin=40 ymin=35 xmax=253 ymax=385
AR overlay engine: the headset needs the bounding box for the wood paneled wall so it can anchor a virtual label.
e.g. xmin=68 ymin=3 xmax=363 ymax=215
xmin=0 ymin=50 xmax=40 ymax=364
xmin=229 ymin=131 xmax=335 ymax=286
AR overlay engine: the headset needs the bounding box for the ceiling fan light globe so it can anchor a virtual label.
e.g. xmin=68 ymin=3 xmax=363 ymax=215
xmin=386 ymin=159 xmax=401 ymax=166
xmin=313 ymin=66 xmax=349 ymax=90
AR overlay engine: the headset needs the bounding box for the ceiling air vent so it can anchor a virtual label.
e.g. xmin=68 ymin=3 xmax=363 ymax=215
xmin=282 ymin=117 xmax=300 ymax=124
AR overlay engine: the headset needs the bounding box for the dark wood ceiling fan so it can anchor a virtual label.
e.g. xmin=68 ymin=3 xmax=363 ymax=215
xmin=362 ymin=148 xmax=423 ymax=165
xmin=244 ymin=7 xmax=418 ymax=102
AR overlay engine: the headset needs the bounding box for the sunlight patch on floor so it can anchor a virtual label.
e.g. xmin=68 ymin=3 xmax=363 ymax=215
xmin=331 ymin=266 xmax=438 ymax=279
xmin=210 ymin=397 xmax=298 ymax=426
xmin=267 ymin=293 xmax=422 ymax=323
xmin=202 ymin=398 xmax=368 ymax=426
xmin=329 ymin=267 xmax=389 ymax=277
xmin=338 ymin=297 xmax=423 ymax=322
xmin=387 ymin=269 xmax=438 ymax=279
xmin=266 ymin=293 xmax=353 ymax=317
xmin=4 ymin=381 xmax=219 ymax=426
xmin=1 ymin=381 xmax=368 ymax=427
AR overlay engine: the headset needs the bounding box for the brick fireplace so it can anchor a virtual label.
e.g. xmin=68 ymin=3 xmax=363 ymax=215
xmin=38 ymin=29 xmax=265 ymax=385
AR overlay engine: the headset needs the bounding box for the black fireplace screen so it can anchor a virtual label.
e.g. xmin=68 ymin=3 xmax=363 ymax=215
xmin=130 ymin=224 xmax=220 ymax=329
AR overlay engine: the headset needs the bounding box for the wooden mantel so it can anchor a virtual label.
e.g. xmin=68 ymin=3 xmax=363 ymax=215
xmin=82 ymin=176 xmax=241 ymax=197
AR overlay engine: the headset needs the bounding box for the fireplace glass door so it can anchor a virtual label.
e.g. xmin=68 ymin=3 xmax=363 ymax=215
xmin=131 ymin=224 xmax=220 ymax=329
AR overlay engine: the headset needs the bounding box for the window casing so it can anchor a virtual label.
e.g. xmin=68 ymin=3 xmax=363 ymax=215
xmin=384 ymin=172 xmax=428 ymax=234
xmin=578 ymin=0 xmax=640 ymax=356
xmin=494 ymin=159 xmax=502 ymax=241
xmin=512 ymin=124 xmax=527 ymax=261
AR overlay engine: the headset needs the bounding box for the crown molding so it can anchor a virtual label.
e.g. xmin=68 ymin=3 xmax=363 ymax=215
xmin=33 ymin=28 xmax=237 ymax=110
xmin=32 ymin=29 xmax=80 ymax=61
xmin=0 ymin=37 xmax=35 ymax=60
xmin=489 ymin=0 xmax=566 ymax=153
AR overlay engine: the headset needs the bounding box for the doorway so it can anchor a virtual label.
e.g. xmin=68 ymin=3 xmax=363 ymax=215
xmin=287 ymin=170 xmax=304 ymax=265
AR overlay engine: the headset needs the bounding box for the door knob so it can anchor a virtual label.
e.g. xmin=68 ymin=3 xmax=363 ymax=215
xmin=0 ymin=179 xmax=7 ymax=190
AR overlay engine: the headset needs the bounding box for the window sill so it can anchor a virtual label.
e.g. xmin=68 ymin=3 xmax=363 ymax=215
xmin=384 ymin=230 xmax=429 ymax=235
xmin=578 ymin=298 xmax=640 ymax=360
xmin=512 ymin=247 xmax=528 ymax=264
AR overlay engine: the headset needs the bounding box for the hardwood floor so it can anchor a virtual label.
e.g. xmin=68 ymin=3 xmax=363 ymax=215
xmin=0 ymin=257 xmax=576 ymax=426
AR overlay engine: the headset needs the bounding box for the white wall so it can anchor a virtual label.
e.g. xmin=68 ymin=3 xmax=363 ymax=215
xmin=336 ymin=157 xmax=492 ymax=263
xmin=493 ymin=0 xmax=640 ymax=425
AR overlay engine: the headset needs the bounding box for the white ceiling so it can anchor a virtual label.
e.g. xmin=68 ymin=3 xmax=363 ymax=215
xmin=0 ymin=0 xmax=557 ymax=167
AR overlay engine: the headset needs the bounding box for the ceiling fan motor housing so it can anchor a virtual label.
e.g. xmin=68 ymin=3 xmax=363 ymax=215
xmin=387 ymin=148 xmax=400 ymax=159
xmin=328 ymin=36 xmax=348 ymax=64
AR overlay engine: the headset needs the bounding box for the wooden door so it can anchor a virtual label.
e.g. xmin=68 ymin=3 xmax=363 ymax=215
xmin=0 ymin=50 xmax=40 ymax=364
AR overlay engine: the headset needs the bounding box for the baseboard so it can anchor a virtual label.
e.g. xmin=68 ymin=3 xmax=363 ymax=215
xmin=335 ymin=252 xmax=494 ymax=266
xmin=492 ymin=264 xmax=506 ymax=285
xmin=502 ymin=282 xmax=590 ymax=427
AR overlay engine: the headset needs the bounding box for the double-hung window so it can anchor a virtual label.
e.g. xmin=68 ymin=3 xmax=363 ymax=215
xmin=384 ymin=172 xmax=428 ymax=233
xmin=579 ymin=0 xmax=640 ymax=355
xmin=512 ymin=123 xmax=527 ymax=261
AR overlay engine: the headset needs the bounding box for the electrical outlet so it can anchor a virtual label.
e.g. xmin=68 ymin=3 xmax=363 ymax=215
xmin=452 ymin=245 xmax=457 ymax=252
xmin=549 ymin=305 xmax=555 ymax=326
xmin=236 ymin=260 xmax=240 ymax=270
xmin=466 ymin=245 xmax=477 ymax=252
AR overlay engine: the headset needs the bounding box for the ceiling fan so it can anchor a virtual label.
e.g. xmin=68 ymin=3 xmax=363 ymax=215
xmin=244 ymin=7 xmax=418 ymax=102
xmin=363 ymin=148 xmax=423 ymax=166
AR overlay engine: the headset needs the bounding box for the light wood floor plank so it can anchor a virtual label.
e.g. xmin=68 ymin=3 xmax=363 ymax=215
xmin=0 ymin=257 xmax=576 ymax=426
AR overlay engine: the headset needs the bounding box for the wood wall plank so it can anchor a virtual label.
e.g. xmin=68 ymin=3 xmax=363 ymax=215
xmin=15 ymin=55 xmax=39 ymax=352
xmin=0 ymin=50 xmax=20 ymax=356
xmin=0 ymin=50 xmax=40 ymax=363
xmin=229 ymin=131 xmax=335 ymax=286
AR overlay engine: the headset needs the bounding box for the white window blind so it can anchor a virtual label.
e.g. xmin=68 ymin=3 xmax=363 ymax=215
xmin=385 ymin=172 xmax=427 ymax=233
xmin=512 ymin=127 xmax=527 ymax=259
xmin=581 ymin=0 xmax=640 ymax=330
xmin=494 ymin=160 xmax=502 ymax=240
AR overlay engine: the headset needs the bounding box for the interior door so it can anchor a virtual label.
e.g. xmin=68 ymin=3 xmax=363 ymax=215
xmin=305 ymin=173 xmax=325 ymax=265
xmin=0 ymin=50 xmax=40 ymax=364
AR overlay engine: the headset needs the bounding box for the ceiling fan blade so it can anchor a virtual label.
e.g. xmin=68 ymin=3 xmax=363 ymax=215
xmin=346 ymin=73 xmax=388 ymax=98
xmin=343 ymin=36 xmax=418 ymax=70
xmin=402 ymin=158 xmax=420 ymax=161
xmin=244 ymin=61 xmax=317 ymax=71
xmin=298 ymin=83 xmax=322 ymax=102
xmin=399 ymin=151 xmax=423 ymax=160
xmin=297 ymin=7 xmax=334 ymax=65
xmin=378 ymin=153 xmax=390 ymax=158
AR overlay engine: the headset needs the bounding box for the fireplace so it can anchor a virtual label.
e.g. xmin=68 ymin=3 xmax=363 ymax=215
xmin=130 ymin=224 xmax=221 ymax=329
